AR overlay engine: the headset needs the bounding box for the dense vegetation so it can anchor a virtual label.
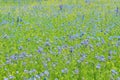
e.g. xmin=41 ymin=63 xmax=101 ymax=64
xmin=0 ymin=0 xmax=120 ymax=80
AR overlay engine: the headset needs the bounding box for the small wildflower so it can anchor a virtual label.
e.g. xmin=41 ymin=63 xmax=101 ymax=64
xmin=96 ymin=55 xmax=105 ymax=62
xmin=99 ymin=56 xmax=105 ymax=61
xmin=32 ymin=69 xmax=36 ymax=72
xmin=27 ymin=38 xmax=31 ymax=41
xmin=28 ymin=76 xmax=36 ymax=80
xmin=6 ymin=59 xmax=11 ymax=64
xmin=24 ymin=69 xmax=29 ymax=73
xmin=35 ymin=74 xmax=40 ymax=79
xmin=18 ymin=46 xmax=23 ymax=50
xmin=45 ymin=41 xmax=50 ymax=46
xmin=58 ymin=46 xmax=62 ymax=54
xmin=52 ymin=63 xmax=56 ymax=67
xmin=61 ymin=68 xmax=68 ymax=73
xmin=111 ymin=69 xmax=118 ymax=75
xmin=55 ymin=78 xmax=59 ymax=80
xmin=4 ymin=78 xmax=8 ymax=80
xmin=74 ymin=69 xmax=79 ymax=74
xmin=19 ymin=52 xmax=26 ymax=58
xmin=66 ymin=60 xmax=70 ymax=64
xmin=70 ymin=47 xmax=74 ymax=53
xmin=43 ymin=63 xmax=47 ymax=67
xmin=109 ymin=50 xmax=113 ymax=55
xmin=9 ymin=75 xmax=14 ymax=79
xmin=96 ymin=64 xmax=101 ymax=69
xmin=81 ymin=39 xmax=89 ymax=45
xmin=44 ymin=70 xmax=49 ymax=76
xmin=69 ymin=35 xmax=76 ymax=40
xmin=40 ymin=73 xmax=44 ymax=77
xmin=59 ymin=5 xmax=63 ymax=10
xmin=118 ymin=36 xmax=120 ymax=40
xmin=10 ymin=55 xmax=17 ymax=60
xmin=3 ymin=34 xmax=9 ymax=39
xmin=37 ymin=47 xmax=43 ymax=53
xmin=115 ymin=7 xmax=119 ymax=13
xmin=77 ymin=59 xmax=81 ymax=63
xmin=47 ymin=58 xmax=51 ymax=62
xmin=108 ymin=56 xmax=112 ymax=60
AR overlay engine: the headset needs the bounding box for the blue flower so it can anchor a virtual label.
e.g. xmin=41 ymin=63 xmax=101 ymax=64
xmin=59 ymin=5 xmax=63 ymax=10
xmin=111 ymin=69 xmax=118 ymax=75
xmin=37 ymin=47 xmax=43 ymax=53
xmin=96 ymin=64 xmax=101 ymax=69
xmin=4 ymin=78 xmax=8 ymax=80
xmin=18 ymin=46 xmax=23 ymax=50
xmin=44 ymin=70 xmax=49 ymax=76
xmin=70 ymin=47 xmax=74 ymax=53
xmin=45 ymin=41 xmax=50 ymax=46
xmin=81 ymin=39 xmax=89 ymax=45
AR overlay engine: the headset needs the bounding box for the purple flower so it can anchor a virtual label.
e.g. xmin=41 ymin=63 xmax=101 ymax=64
xmin=10 ymin=55 xmax=17 ymax=60
xmin=19 ymin=52 xmax=26 ymax=58
xmin=9 ymin=75 xmax=14 ymax=79
xmin=59 ymin=5 xmax=63 ymax=10
xmin=115 ymin=7 xmax=119 ymax=13
xmin=4 ymin=78 xmax=8 ymax=80
xmin=96 ymin=64 xmax=101 ymax=69
xmin=95 ymin=55 xmax=105 ymax=62
xmin=69 ymin=35 xmax=76 ymax=40
xmin=81 ymin=39 xmax=89 ymax=45
xmin=74 ymin=69 xmax=79 ymax=74
xmin=37 ymin=47 xmax=43 ymax=53
xmin=45 ymin=41 xmax=50 ymax=46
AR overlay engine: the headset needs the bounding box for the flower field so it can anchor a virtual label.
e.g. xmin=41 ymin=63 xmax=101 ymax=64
xmin=0 ymin=0 xmax=120 ymax=80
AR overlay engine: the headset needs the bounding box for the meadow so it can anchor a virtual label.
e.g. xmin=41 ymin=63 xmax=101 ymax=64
xmin=0 ymin=0 xmax=120 ymax=80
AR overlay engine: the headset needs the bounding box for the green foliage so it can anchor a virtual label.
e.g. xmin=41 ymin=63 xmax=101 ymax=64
xmin=0 ymin=0 xmax=120 ymax=80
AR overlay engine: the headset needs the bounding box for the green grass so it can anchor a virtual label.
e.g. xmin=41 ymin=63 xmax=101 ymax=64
xmin=0 ymin=0 xmax=120 ymax=80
